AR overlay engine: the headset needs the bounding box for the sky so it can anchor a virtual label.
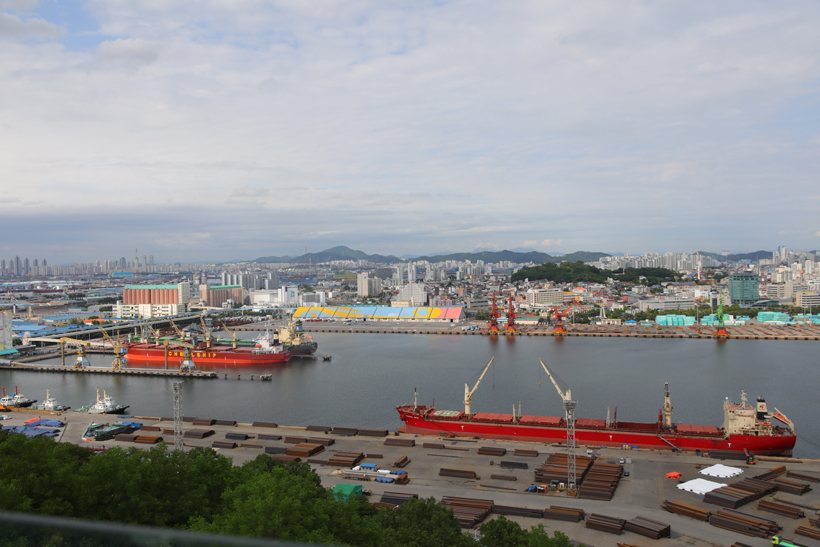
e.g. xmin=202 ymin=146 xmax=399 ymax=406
xmin=1 ymin=1 xmax=819 ymax=264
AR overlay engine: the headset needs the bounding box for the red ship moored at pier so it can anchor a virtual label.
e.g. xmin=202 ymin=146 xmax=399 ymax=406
xmin=125 ymin=336 xmax=291 ymax=367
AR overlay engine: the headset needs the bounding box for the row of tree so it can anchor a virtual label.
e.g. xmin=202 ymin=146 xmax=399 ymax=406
xmin=512 ymin=263 xmax=680 ymax=286
xmin=0 ymin=432 xmax=573 ymax=547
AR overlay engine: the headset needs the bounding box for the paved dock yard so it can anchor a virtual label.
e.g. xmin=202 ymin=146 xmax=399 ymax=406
xmin=3 ymin=410 xmax=818 ymax=547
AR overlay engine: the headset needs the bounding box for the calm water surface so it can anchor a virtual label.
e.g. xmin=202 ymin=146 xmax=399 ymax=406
xmin=3 ymin=333 xmax=818 ymax=457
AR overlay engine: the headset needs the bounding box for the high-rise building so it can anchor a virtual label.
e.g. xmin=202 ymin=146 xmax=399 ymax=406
xmin=728 ymin=273 xmax=760 ymax=308
xmin=14 ymin=256 xmax=20 ymax=276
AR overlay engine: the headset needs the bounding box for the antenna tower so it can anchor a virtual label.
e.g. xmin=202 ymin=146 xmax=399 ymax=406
xmin=173 ymin=381 xmax=183 ymax=451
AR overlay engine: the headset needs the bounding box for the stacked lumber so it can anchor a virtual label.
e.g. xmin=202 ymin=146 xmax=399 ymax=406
xmin=731 ymin=478 xmax=778 ymax=498
xmin=660 ymin=500 xmax=711 ymax=521
xmin=754 ymin=465 xmax=787 ymax=481
xmin=284 ymin=436 xmax=307 ymax=444
xmin=214 ymin=419 xmax=236 ymax=426
xmin=478 ymin=446 xmax=506 ymax=456
xmin=306 ymin=437 xmax=335 ymax=447
xmin=183 ymin=429 xmax=215 ymax=439
xmin=225 ymin=432 xmax=249 ymax=441
xmin=797 ymin=526 xmax=820 ymax=540
xmin=543 ymin=506 xmax=585 ymax=523
xmin=708 ymin=509 xmax=781 ymax=537
xmin=757 ymin=500 xmax=804 ymax=519
xmin=192 ymin=418 xmax=215 ymax=426
xmin=499 ymin=461 xmax=528 ymax=470
xmin=306 ymin=425 xmax=331 ymax=432
xmin=265 ymin=446 xmax=287 ymax=454
xmin=358 ymin=428 xmax=389 ymax=437
xmin=772 ymin=477 xmax=812 ymax=495
xmin=441 ymin=497 xmax=493 ymax=528
xmin=394 ymin=455 xmax=410 ymax=468
xmin=585 ymin=513 xmax=625 ymax=534
xmin=211 ymin=441 xmax=236 ymax=449
xmin=380 ymin=492 xmax=418 ymax=506
xmin=134 ymin=435 xmax=162 ymax=444
xmin=269 ymin=454 xmax=301 ymax=463
xmin=423 ymin=443 xmax=445 ymax=449
xmin=439 ymin=468 xmax=478 ymax=480
xmin=514 ymin=449 xmax=539 ymax=457
xmin=624 ymin=516 xmax=671 ymax=539
xmin=385 ymin=438 xmax=415 ymax=447
xmin=258 ymin=434 xmax=282 ymax=441
xmin=286 ymin=442 xmax=325 ymax=458
xmin=115 ymin=434 xmax=138 ymax=442
xmin=534 ymin=453 xmax=595 ymax=484
xmin=492 ymin=505 xmax=544 ymax=519
xmin=787 ymin=471 xmax=819 ymax=483
xmin=333 ymin=427 xmax=359 ymax=436
xmin=252 ymin=421 xmax=278 ymax=428
xmin=490 ymin=474 xmax=517 ymax=481
xmin=578 ymin=462 xmax=622 ymax=501
xmin=327 ymin=451 xmax=364 ymax=467
xmin=703 ymin=486 xmax=758 ymax=509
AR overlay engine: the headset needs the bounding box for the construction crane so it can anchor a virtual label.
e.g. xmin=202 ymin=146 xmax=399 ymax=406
xmin=539 ymin=358 xmax=577 ymax=494
xmin=60 ymin=337 xmax=93 ymax=368
xmin=98 ymin=328 xmax=126 ymax=371
xmin=463 ymin=358 xmax=494 ymax=415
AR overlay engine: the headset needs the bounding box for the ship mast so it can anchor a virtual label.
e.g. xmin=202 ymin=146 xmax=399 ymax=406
xmin=539 ymin=358 xmax=577 ymax=493
xmin=464 ymin=358 xmax=494 ymax=415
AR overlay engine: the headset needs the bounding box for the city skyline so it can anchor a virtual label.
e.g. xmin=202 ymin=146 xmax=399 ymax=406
xmin=2 ymin=1 xmax=819 ymax=262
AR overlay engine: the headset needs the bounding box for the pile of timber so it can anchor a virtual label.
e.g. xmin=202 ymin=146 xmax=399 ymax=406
xmin=286 ymin=442 xmax=325 ymax=458
xmin=490 ymin=474 xmax=516 ymax=481
xmin=252 ymin=421 xmax=278 ymax=428
xmin=772 ymin=477 xmax=812 ymax=495
xmin=183 ymin=429 xmax=215 ymax=439
xmin=477 ymin=446 xmax=506 ymax=456
xmin=709 ymin=449 xmax=747 ymax=461
xmin=258 ymin=434 xmax=282 ymax=441
xmin=703 ymin=486 xmax=758 ymax=509
xmin=441 ymin=497 xmax=493 ymax=528
xmin=514 ymin=449 xmax=539 ymax=457
xmin=265 ymin=446 xmax=287 ymax=455
xmin=307 ymin=437 xmax=335 ymax=446
xmin=284 ymin=436 xmax=307 ymax=444
xmin=708 ymin=509 xmax=781 ymax=538
xmin=624 ymin=516 xmax=671 ymax=539
xmin=358 ymin=428 xmax=389 ymax=437
xmin=114 ymin=434 xmax=138 ymax=442
xmin=499 ymin=461 xmax=528 ymax=470
xmin=394 ymin=455 xmax=410 ymax=468
xmin=534 ymin=453 xmax=595 ymax=484
xmin=661 ymin=500 xmax=711 ymax=521
xmin=133 ymin=435 xmax=162 ymax=444
xmin=439 ymin=468 xmax=478 ymax=480
xmin=333 ymin=427 xmax=359 ymax=436
xmin=225 ymin=432 xmax=249 ymax=441
xmin=380 ymin=492 xmax=418 ymax=506
xmin=585 ymin=513 xmax=626 ymax=534
xmin=385 ymin=438 xmax=415 ymax=447
xmin=192 ymin=418 xmax=215 ymax=426
xmin=211 ymin=441 xmax=236 ymax=449
xmin=214 ymin=419 xmax=236 ymax=426
xmin=492 ymin=505 xmax=544 ymax=519
xmin=754 ymin=465 xmax=788 ymax=481
xmin=579 ymin=462 xmax=622 ymax=501
xmin=306 ymin=425 xmax=331 ymax=432
xmin=796 ymin=526 xmax=820 ymax=541
xmin=269 ymin=454 xmax=301 ymax=463
xmin=786 ymin=471 xmax=819 ymax=483
xmin=327 ymin=451 xmax=364 ymax=467
xmin=757 ymin=500 xmax=804 ymax=519
xmin=543 ymin=506 xmax=585 ymax=523
xmin=731 ymin=478 xmax=778 ymax=498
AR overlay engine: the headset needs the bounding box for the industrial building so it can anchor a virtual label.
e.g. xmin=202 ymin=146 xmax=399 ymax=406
xmin=294 ymin=305 xmax=465 ymax=323
xmin=115 ymin=282 xmax=190 ymax=318
xmin=728 ymin=273 xmax=760 ymax=308
xmin=200 ymin=284 xmax=244 ymax=308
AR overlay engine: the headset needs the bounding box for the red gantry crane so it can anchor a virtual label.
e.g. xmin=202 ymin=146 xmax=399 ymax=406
xmin=505 ymin=298 xmax=517 ymax=333
xmin=487 ymin=293 xmax=501 ymax=334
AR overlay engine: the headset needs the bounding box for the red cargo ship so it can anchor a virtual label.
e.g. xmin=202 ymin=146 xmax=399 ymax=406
xmin=397 ymin=361 xmax=796 ymax=456
xmin=125 ymin=335 xmax=291 ymax=367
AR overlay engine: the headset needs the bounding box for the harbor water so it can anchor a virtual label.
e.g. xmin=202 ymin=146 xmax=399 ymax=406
xmin=3 ymin=333 xmax=819 ymax=458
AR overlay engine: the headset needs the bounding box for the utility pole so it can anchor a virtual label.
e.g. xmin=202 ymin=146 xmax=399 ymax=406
xmin=173 ymin=381 xmax=183 ymax=452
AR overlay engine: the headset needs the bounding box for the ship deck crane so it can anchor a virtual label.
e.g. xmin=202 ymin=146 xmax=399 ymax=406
xmin=59 ymin=337 xmax=93 ymax=369
xmin=98 ymin=328 xmax=126 ymax=372
xmin=539 ymin=358 xmax=577 ymax=494
xmin=464 ymin=358 xmax=494 ymax=415
xmin=219 ymin=320 xmax=238 ymax=349
xmin=168 ymin=319 xmax=186 ymax=340
xmin=167 ymin=339 xmax=199 ymax=373
xmin=200 ymin=318 xmax=214 ymax=347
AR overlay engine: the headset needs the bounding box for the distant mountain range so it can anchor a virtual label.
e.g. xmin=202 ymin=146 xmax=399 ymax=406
xmin=252 ymin=246 xmax=609 ymax=265
xmin=696 ymin=250 xmax=773 ymax=262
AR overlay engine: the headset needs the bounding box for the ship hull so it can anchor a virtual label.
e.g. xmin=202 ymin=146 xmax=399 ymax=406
xmin=398 ymin=409 xmax=796 ymax=456
xmin=284 ymin=342 xmax=318 ymax=356
xmin=125 ymin=343 xmax=291 ymax=367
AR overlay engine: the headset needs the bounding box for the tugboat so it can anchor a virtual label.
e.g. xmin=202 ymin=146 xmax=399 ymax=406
xmin=32 ymin=389 xmax=71 ymax=411
xmin=73 ymin=388 xmax=130 ymax=415
xmin=0 ymin=386 xmax=37 ymax=408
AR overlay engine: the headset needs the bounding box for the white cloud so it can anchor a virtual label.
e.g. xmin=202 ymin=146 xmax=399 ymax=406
xmin=0 ymin=11 xmax=60 ymax=39
xmin=97 ymin=38 xmax=160 ymax=69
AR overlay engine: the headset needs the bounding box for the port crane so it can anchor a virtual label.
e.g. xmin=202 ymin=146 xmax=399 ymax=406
xmin=219 ymin=320 xmax=239 ymax=349
xmin=199 ymin=317 xmax=214 ymax=347
xmin=98 ymin=328 xmax=127 ymax=372
xmin=59 ymin=337 xmax=94 ymax=368
xmin=168 ymin=319 xmax=186 ymax=340
xmin=464 ymin=358 xmax=494 ymax=415
xmin=167 ymin=339 xmax=199 ymax=373
xmin=539 ymin=358 xmax=577 ymax=494
xmin=487 ymin=293 xmax=501 ymax=334
xmin=549 ymin=301 xmax=588 ymax=336
xmin=714 ymin=294 xmax=729 ymax=339
xmin=505 ymin=299 xmax=517 ymax=333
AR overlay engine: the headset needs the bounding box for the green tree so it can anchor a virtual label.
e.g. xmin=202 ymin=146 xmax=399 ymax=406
xmin=378 ymin=497 xmax=475 ymax=547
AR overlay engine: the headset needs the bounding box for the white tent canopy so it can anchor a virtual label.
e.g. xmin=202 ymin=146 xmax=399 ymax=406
xmin=699 ymin=464 xmax=743 ymax=478
xmin=676 ymin=478 xmax=725 ymax=494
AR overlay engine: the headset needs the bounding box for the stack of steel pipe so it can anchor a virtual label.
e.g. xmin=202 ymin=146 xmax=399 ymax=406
xmin=543 ymin=506 xmax=585 ymax=523
xmin=306 ymin=425 xmax=332 ymax=433
xmin=140 ymin=425 xmax=161 ymax=432
xmin=514 ymin=449 xmax=539 ymax=457
xmin=183 ymin=429 xmax=215 ymax=439
xmin=380 ymin=492 xmax=418 ymax=506
xmin=258 ymin=434 xmax=282 ymax=441
xmin=439 ymin=468 xmax=478 ymax=480
xmin=709 ymin=450 xmax=747 ymax=461
xmin=394 ymin=455 xmax=410 ymax=468
xmin=115 ymin=434 xmax=138 ymax=442
xmin=306 ymin=437 xmax=335 ymax=447
xmin=211 ymin=441 xmax=237 ymax=449
xmin=252 ymin=421 xmax=278 ymax=428
xmin=731 ymin=478 xmax=778 ymax=498
xmin=441 ymin=497 xmax=493 ymax=528
xmin=786 ymin=471 xmax=819 ymax=483
xmin=492 ymin=505 xmax=544 ymax=519
xmin=660 ymin=500 xmax=711 ymax=521
xmin=385 ymin=438 xmax=415 ymax=447
xmin=265 ymin=446 xmax=287 ymax=454
xmin=134 ymin=435 xmax=162 ymax=444
xmin=578 ymin=462 xmax=622 ymax=501
xmin=708 ymin=509 xmax=781 ymax=537
xmin=703 ymin=486 xmax=757 ymax=509
xmin=757 ymin=500 xmax=804 ymax=519
xmin=624 ymin=516 xmax=671 ymax=539
xmin=490 ymin=474 xmax=517 ymax=481
xmin=534 ymin=453 xmax=594 ymax=484
xmin=214 ymin=419 xmax=236 ymax=426
xmin=499 ymin=461 xmax=528 ymax=470
xmin=327 ymin=451 xmax=364 ymax=466
xmin=729 ymin=543 xmax=756 ymax=547
xmin=796 ymin=527 xmax=820 ymax=541
xmin=225 ymin=432 xmax=249 ymax=441
xmin=478 ymin=446 xmax=506 ymax=456
xmin=332 ymin=427 xmax=359 ymax=436
xmin=366 ymin=454 xmax=383 ymax=459
xmin=269 ymin=454 xmax=301 ymax=463
xmin=286 ymin=442 xmax=325 ymax=458
xmin=423 ymin=443 xmax=446 ymax=449
xmin=754 ymin=465 xmax=787 ymax=481
xmin=358 ymin=428 xmax=389 ymax=437
xmin=810 ymin=517 xmax=820 ymax=528
xmin=585 ymin=513 xmax=626 ymax=534
xmin=772 ymin=477 xmax=812 ymax=495
xmin=192 ymin=418 xmax=215 ymax=426
xmin=284 ymin=436 xmax=307 ymax=444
